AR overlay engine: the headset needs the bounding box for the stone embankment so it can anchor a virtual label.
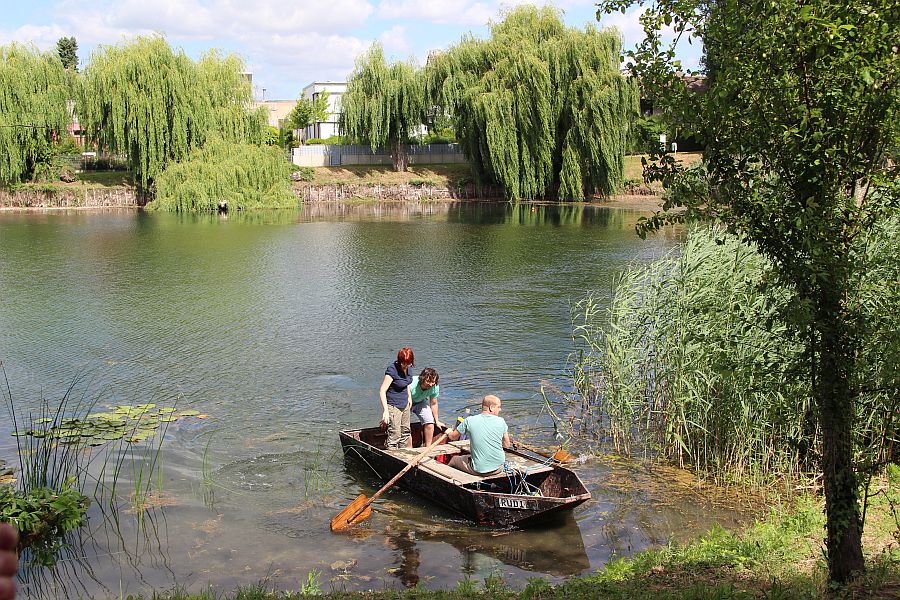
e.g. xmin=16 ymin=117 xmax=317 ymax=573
xmin=1 ymin=183 xmax=505 ymax=209
xmin=294 ymin=182 xmax=505 ymax=202
xmin=0 ymin=188 xmax=146 ymax=209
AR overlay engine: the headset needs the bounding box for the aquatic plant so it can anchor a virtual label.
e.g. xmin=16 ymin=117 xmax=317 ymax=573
xmin=573 ymin=225 xmax=900 ymax=488
xmin=150 ymin=137 xmax=298 ymax=212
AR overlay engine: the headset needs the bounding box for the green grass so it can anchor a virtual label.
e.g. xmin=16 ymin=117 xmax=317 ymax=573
xmin=76 ymin=171 xmax=132 ymax=187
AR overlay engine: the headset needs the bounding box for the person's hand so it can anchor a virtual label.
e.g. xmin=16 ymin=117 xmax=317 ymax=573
xmin=381 ymin=409 xmax=390 ymax=427
xmin=435 ymin=420 xmax=446 ymax=431
xmin=0 ymin=523 xmax=18 ymax=600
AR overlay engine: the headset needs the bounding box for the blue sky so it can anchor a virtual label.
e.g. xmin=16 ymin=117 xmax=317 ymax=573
xmin=1 ymin=0 xmax=699 ymax=100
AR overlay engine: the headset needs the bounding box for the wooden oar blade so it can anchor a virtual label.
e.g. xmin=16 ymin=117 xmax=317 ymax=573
xmin=552 ymin=448 xmax=575 ymax=464
xmin=331 ymin=494 xmax=372 ymax=532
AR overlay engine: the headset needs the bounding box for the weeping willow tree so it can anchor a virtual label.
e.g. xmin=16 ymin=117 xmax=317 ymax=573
xmin=0 ymin=44 xmax=71 ymax=184
xmin=426 ymin=6 xmax=637 ymax=200
xmin=341 ymin=44 xmax=425 ymax=172
xmin=151 ymin=138 xmax=297 ymax=212
xmin=77 ymin=36 xmax=265 ymax=192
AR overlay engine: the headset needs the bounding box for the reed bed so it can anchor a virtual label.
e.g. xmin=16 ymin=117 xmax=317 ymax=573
xmin=573 ymin=224 xmax=900 ymax=487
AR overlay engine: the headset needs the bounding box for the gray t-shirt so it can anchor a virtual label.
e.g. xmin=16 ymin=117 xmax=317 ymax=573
xmin=457 ymin=413 xmax=507 ymax=473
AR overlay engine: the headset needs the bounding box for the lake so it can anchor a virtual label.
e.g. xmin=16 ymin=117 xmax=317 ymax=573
xmin=0 ymin=203 xmax=752 ymax=598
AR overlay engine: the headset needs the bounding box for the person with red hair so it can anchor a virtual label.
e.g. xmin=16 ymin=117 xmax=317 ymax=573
xmin=379 ymin=347 xmax=415 ymax=449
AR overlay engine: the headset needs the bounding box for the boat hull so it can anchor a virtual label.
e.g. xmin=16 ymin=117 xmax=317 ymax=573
xmin=339 ymin=424 xmax=591 ymax=528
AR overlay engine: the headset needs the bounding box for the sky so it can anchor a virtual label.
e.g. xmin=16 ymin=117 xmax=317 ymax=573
xmin=0 ymin=0 xmax=699 ymax=101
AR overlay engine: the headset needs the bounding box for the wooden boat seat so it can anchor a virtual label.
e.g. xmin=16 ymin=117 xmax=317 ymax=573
xmin=386 ymin=440 xmax=554 ymax=484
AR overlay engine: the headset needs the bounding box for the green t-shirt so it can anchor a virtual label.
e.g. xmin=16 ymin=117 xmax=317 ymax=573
xmin=457 ymin=413 xmax=508 ymax=473
xmin=409 ymin=376 xmax=439 ymax=405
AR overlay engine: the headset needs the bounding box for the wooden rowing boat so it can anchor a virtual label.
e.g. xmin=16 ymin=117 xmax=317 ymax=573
xmin=338 ymin=423 xmax=591 ymax=528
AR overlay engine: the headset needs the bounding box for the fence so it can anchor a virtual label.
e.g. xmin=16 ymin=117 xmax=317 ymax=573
xmin=292 ymin=143 xmax=467 ymax=167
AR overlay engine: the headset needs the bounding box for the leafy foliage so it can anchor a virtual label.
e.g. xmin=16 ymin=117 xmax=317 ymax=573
xmin=0 ymin=483 xmax=88 ymax=565
xmin=575 ymin=225 xmax=899 ymax=487
xmin=0 ymin=44 xmax=71 ymax=184
xmin=426 ymin=6 xmax=637 ymax=200
xmin=77 ymin=36 xmax=265 ymax=192
xmin=151 ymin=138 xmax=297 ymax=212
xmin=287 ymin=90 xmax=330 ymax=133
xmin=599 ymin=0 xmax=899 ymax=582
xmin=56 ymin=36 xmax=78 ymax=71
xmin=341 ymin=44 xmax=425 ymax=171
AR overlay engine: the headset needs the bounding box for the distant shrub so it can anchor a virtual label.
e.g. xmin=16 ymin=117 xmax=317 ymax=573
xmin=304 ymin=138 xmax=325 ymax=145
xmin=151 ymin=138 xmax=298 ymax=212
xmin=82 ymin=157 xmax=129 ymax=171
xmin=292 ymin=167 xmax=315 ymax=182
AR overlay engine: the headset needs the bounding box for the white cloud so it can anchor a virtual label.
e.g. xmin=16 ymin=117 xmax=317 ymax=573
xmin=0 ymin=24 xmax=69 ymax=50
xmin=378 ymin=1 xmax=502 ymax=26
xmin=378 ymin=25 xmax=411 ymax=56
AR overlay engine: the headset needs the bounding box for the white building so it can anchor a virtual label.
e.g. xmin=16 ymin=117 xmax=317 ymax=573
xmin=301 ymin=82 xmax=347 ymax=141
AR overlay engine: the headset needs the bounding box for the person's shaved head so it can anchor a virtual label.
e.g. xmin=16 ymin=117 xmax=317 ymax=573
xmin=482 ymin=395 xmax=501 ymax=410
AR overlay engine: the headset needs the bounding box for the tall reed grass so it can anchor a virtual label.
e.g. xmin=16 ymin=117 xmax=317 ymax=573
xmin=573 ymin=223 xmax=899 ymax=487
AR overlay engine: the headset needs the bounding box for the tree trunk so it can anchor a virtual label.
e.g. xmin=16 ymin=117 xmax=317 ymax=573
xmin=815 ymin=285 xmax=865 ymax=583
xmin=391 ymin=138 xmax=408 ymax=172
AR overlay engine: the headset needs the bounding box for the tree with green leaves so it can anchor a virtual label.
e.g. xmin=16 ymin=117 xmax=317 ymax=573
xmin=426 ymin=6 xmax=637 ymax=200
xmin=341 ymin=44 xmax=425 ymax=171
xmin=77 ymin=36 xmax=265 ymax=192
xmin=599 ymin=0 xmax=899 ymax=583
xmin=151 ymin=137 xmax=297 ymax=212
xmin=287 ymin=90 xmax=330 ymax=139
xmin=56 ymin=37 xmax=78 ymax=71
xmin=0 ymin=44 xmax=71 ymax=184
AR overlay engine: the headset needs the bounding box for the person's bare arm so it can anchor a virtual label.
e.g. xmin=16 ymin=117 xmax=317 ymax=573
xmin=379 ymin=374 xmax=392 ymax=425
xmin=447 ymin=428 xmax=461 ymax=442
xmin=502 ymin=432 xmax=511 ymax=448
xmin=0 ymin=523 xmax=18 ymax=600
xmin=431 ymin=397 xmax=443 ymax=429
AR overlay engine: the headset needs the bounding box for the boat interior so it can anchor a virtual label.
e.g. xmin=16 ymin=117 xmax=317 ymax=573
xmin=350 ymin=425 xmax=586 ymax=499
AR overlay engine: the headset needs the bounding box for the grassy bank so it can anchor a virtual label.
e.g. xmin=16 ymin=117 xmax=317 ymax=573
xmin=125 ymin=484 xmax=899 ymax=600
xmin=7 ymin=171 xmax=134 ymax=190
xmin=298 ymin=164 xmax=474 ymax=187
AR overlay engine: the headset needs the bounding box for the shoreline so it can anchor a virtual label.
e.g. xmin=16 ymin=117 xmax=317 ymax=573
xmin=0 ymin=185 xmax=666 ymax=212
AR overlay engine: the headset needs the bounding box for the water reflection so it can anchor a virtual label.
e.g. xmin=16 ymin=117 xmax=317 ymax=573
xmin=0 ymin=205 xmax=741 ymax=597
xmin=17 ymin=503 xmax=174 ymax=600
xmin=420 ymin=515 xmax=590 ymax=578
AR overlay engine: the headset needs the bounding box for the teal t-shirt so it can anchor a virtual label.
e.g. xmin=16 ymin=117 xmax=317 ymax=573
xmin=457 ymin=413 xmax=507 ymax=473
xmin=409 ymin=376 xmax=439 ymax=405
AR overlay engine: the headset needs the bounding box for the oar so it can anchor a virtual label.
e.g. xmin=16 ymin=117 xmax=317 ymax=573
xmin=331 ymin=430 xmax=450 ymax=532
xmin=514 ymin=441 xmax=575 ymax=464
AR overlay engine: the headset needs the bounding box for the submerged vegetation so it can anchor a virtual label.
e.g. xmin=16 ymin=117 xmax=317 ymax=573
xmin=1 ymin=370 xmax=202 ymax=565
xmin=116 ymin=490 xmax=899 ymax=598
xmin=151 ymin=138 xmax=298 ymax=212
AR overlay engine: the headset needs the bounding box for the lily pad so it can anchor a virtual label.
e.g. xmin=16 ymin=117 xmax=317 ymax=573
xmin=179 ymin=410 xmax=201 ymax=417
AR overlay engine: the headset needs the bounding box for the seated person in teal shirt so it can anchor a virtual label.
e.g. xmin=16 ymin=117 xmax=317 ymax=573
xmin=408 ymin=368 xmax=444 ymax=447
xmin=447 ymin=395 xmax=510 ymax=476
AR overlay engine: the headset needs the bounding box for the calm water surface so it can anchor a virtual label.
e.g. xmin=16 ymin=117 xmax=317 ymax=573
xmin=0 ymin=203 xmax=752 ymax=598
